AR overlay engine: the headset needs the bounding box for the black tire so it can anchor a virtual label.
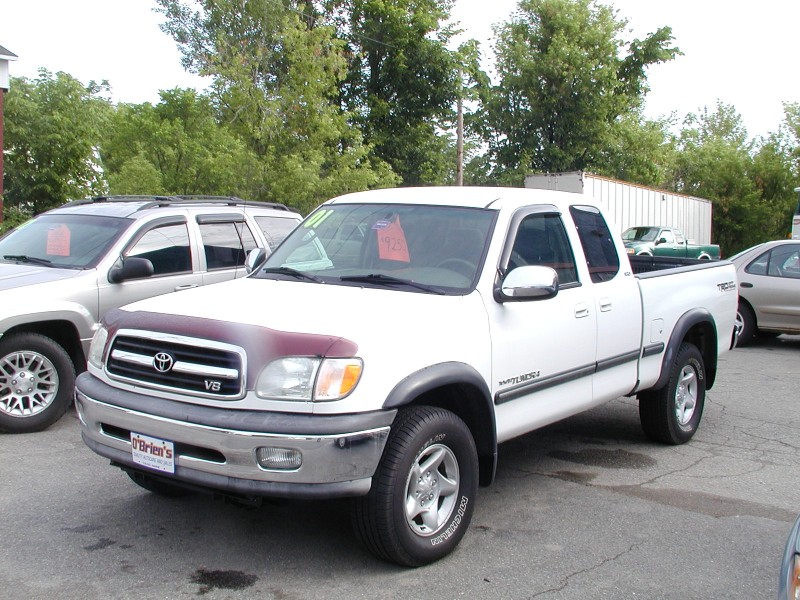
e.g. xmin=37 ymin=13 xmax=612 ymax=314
xmin=0 ymin=333 xmax=76 ymax=433
xmin=639 ymin=342 xmax=706 ymax=445
xmin=127 ymin=471 xmax=191 ymax=498
xmin=736 ymin=302 xmax=757 ymax=347
xmin=352 ymin=406 xmax=478 ymax=567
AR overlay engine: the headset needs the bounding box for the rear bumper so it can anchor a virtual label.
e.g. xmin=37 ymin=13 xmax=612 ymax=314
xmin=76 ymin=373 xmax=394 ymax=499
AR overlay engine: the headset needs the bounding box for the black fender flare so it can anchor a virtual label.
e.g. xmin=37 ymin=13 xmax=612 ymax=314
xmin=383 ymin=362 xmax=497 ymax=486
xmin=652 ymin=308 xmax=719 ymax=391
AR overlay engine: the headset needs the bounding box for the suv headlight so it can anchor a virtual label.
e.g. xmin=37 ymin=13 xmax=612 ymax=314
xmin=256 ymin=357 xmax=363 ymax=401
xmin=87 ymin=326 xmax=109 ymax=369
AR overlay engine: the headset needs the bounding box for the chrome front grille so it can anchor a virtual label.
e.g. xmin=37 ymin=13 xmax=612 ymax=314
xmin=106 ymin=330 xmax=245 ymax=398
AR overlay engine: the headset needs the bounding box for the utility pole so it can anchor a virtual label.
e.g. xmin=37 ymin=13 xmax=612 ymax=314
xmin=456 ymin=68 xmax=463 ymax=186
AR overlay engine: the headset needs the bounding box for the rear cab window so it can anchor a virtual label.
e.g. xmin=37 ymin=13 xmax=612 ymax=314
xmin=569 ymin=205 xmax=620 ymax=283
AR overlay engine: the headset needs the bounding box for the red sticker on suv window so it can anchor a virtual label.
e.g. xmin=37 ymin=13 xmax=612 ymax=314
xmin=46 ymin=225 xmax=71 ymax=257
xmin=375 ymin=217 xmax=410 ymax=262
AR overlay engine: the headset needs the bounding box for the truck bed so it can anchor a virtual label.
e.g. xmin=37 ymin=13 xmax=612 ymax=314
xmin=629 ymin=254 xmax=715 ymax=275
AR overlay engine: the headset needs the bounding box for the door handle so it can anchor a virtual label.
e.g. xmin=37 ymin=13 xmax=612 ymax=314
xmin=574 ymin=303 xmax=590 ymax=318
xmin=174 ymin=284 xmax=199 ymax=291
xmin=599 ymin=298 xmax=612 ymax=312
xmin=740 ymin=282 xmax=753 ymax=288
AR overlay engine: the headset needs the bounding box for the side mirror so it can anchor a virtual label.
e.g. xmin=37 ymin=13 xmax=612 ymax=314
xmin=245 ymin=247 xmax=268 ymax=274
xmin=495 ymin=265 xmax=558 ymax=303
xmin=108 ymin=256 xmax=155 ymax=283
xmin=656 ymin=237 xmax=668 ymax=245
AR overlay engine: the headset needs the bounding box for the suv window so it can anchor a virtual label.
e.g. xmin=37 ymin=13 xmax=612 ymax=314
xmin=199 ymin=221 xmax=257 ymax=270
xmin=254 ymin=216 xmax=298 ymax=250
xmin=126 ymin=222 xmax=192 ymax=276
xmin=569 ymin=205 xmax=620 ymax=283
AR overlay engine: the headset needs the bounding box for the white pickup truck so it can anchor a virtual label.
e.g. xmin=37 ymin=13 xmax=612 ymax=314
xmin=76 ymin=187 xmax=738 ymax=566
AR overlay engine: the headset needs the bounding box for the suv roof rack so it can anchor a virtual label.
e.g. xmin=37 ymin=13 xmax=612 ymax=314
xmin=65 ymin=195 xmax=297 ymax=213
xmin=172 ymin=195 xmax=296 ymax=212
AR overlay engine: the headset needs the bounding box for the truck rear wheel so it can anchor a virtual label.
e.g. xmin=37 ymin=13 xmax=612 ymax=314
xmin=352 ymin=406 xmax=478 ymax=567
xmin=0 ymin=333 xmax=76 ymax=433
xmin=638 ymin=342 xmax=705 ymax=445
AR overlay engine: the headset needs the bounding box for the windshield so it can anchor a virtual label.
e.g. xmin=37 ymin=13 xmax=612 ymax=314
xmin=0 ymin=214 xmax=131 ymax=269
xmin=259 ymin=203 xmax=496 ymax=293
xmin=621 ymin=227 xmax=659 ymax=242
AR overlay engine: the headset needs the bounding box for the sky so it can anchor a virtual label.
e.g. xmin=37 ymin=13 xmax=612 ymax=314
xmin=1 ymin=0 xmax=798 ymax=140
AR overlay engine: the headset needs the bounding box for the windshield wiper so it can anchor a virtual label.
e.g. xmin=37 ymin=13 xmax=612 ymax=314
xmin=2 ymin=254 xmax=54 ymax=267
xmin=340 ymin=273 xmax=445 ymax=295
xmin=260 ymin=266 xmax=323 ymax=283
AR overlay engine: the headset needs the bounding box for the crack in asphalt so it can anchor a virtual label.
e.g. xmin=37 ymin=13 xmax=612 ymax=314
xmin=526 ymin=540 xmax=647 ymax=598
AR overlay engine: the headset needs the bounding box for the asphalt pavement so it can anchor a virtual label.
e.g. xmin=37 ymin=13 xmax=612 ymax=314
xmin=2 ymin=335 xmax=799 ymax=599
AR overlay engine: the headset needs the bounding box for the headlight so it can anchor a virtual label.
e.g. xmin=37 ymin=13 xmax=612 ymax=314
xmin=87 ymin=326 xmax=109 ymax=369
xmin=256 ymin=357 xmax=363 ymax=402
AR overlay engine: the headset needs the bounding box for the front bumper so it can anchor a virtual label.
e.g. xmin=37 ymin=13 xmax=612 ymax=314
xmin=75 ymin=373 xmax=394 ymax=499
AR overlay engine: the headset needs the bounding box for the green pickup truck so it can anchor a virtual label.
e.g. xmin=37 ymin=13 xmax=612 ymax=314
xmin=622 ymin=226 xmax=720 ymax=260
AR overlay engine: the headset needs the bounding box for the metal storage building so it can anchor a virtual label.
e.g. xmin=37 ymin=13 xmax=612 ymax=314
xmin=524 ymin=171 xmax=714 ymax=245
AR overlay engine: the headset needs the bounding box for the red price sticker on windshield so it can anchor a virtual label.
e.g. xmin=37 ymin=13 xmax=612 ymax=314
xmin=374 ymin=218 xmax=410 ymax=263
xmin=46 ymin=224 xmax=71 ymax=257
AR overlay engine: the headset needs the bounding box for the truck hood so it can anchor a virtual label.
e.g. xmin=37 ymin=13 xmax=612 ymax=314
xmin=623 ymin=241 xmax=650 ymax=250
xmin=0 ymin=262 xmax=83 ymax=292
xmin=106 ymin=276 xmax=489 ymax=397
xmin=115 ymin=276 xmax=480 ymax=342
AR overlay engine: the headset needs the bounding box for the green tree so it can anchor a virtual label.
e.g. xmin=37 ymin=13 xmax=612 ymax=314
xmin=100 ymin=89 xmax=256 ymax=197
xmin=784 ymin=102 xmax=800 ymax=172
xmin=748 ymin=102 xmax=800 ymax=239
xmin=475 ymin=0 xmax=680 ymax=184
xmin=669 ymin=103 xmax=782 ymax=254
xmin=592 ymin=113 xmax=677 ymax=188
xmin=333 ymin=0 xmax=460 ymax=185
xmin=3 ymin=70 xmax=111 ymax=214
xmin=157 ymin=0 xmax=397 ymax=213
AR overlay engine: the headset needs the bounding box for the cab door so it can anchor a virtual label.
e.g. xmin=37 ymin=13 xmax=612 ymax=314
xmin=654 ymin=228 xmax=682 ymax=257
xmin=489 ymin=208 xmax=596 ymax=443
xmin=569 ymin=206 xmax=642 ymax=402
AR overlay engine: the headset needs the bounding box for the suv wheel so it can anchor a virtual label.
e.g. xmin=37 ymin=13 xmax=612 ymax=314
xmin=0 ymin=333 xmax=76 ymax=433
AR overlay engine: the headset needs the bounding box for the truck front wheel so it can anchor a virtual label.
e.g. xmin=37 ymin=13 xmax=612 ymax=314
xmin=638 ymin=342 xmax=706 ymax=445
xmin=0 ymin=333 xmax=76 ymax=433
xmin=352 ymin=406 xmax=478 ymax=567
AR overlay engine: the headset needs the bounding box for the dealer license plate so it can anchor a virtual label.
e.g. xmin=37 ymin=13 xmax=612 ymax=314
xmin=130 ymin=432 xmax=175 ymax=474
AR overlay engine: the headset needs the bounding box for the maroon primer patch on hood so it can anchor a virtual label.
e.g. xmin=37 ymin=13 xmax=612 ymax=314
xmin=103 ymin=308 xmax=358 ymax=387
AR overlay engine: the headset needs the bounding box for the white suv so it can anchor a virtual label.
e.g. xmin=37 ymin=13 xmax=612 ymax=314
xmin=0 ymin=196 xmax=301 ymax=433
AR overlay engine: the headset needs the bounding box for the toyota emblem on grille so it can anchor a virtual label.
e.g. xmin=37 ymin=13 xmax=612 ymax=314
xmin=153 ymin=352 xmax=174 ymax=373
